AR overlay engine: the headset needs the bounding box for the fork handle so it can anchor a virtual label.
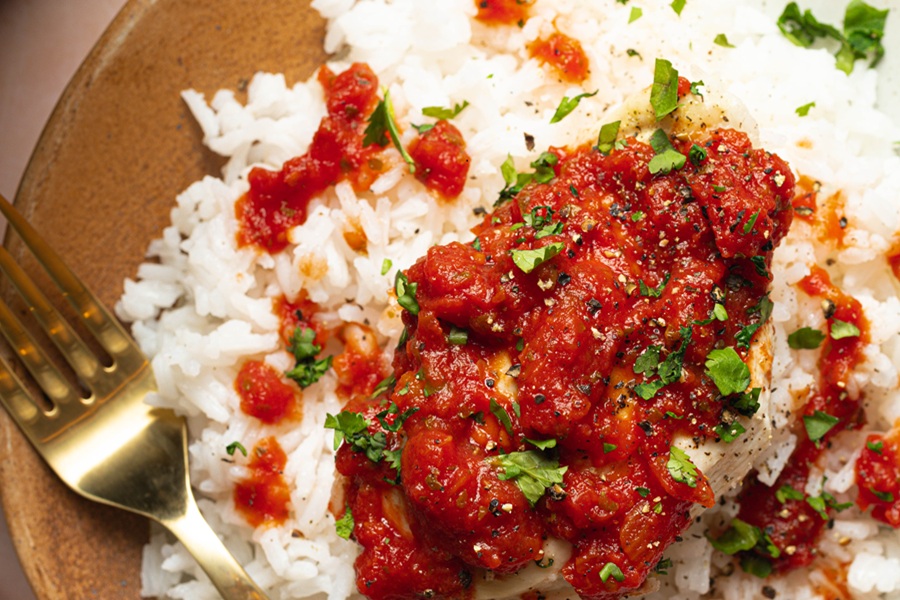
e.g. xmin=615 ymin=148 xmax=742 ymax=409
xmin=162 ymin=496 xmax=269 ymax=600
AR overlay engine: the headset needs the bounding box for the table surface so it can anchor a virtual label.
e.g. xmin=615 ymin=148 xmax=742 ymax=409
xmin=0 ymin=1 xmax=127 ymax=598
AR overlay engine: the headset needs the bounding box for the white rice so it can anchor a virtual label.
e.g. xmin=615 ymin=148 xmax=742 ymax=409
xmin=117 ymin=0 xmax=900 ymax=598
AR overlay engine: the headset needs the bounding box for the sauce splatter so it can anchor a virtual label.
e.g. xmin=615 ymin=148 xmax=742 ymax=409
xmin=409 ymin=120 xmax=471 ymax=200
xmin=528 ymin=31 xmax=590 ymax=83
xmin=234 ymin=437 xmax=291 ymax=527
xmin=733 ymin=265 xmax=868 ymax=573
xmin=235 ymin=63 xmax=382 ymax=253
xmin=235 ymin=360 xmax=301 ymax=424
xmin=475 ymin=0 xmax=531 ymax=25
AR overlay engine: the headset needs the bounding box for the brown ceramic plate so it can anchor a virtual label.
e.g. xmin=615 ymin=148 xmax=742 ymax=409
xmin=0 ymin=1 xmax=326 ymax=597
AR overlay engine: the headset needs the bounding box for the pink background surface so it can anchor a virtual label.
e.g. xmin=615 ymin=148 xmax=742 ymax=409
xmin=0 ymin=0 xmax=128 ymax=598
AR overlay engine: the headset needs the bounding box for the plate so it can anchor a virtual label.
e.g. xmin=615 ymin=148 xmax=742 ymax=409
xmin=0 ymin=1 xmax=326 ymax=598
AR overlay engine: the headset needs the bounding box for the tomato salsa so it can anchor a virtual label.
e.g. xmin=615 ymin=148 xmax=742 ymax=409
xmin=332 ymin=87 xmax=795 ymax=596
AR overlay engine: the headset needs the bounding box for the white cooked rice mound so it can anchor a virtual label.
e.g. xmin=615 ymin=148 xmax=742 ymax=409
xmin=116 ymin=0 xmax=900 ymax=598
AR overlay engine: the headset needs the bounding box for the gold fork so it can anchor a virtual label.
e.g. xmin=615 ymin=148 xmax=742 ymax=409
xmin=0 ymin=193 xmax=268 ymax=600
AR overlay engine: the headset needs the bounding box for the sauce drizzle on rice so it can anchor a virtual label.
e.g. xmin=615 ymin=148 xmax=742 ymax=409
xmin=528 ymin=31 xmax=591 ymax=83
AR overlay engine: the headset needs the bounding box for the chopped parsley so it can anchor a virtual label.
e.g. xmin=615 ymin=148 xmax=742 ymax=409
xmin=867 ymin=439 xmax=884 ymax=454
xmin=714 ymin=33 xmax=735 ymax=47
xmin=795 ymin=101 xmax=816 ymax=116
xmin=364 ymin=89 xmax=416 ymax=172
xmin=422 ymin=100 xmax=469 ymax=120
xmin=511 ymin=242 xmax=565 ymax=274
xmin=526 ymin=437 xmax=558 ymax=450
xmin=634 ymin=345 xmax=662 ymax=375
xmin=704 ymin=347 xmax=750 ymax=396
xmin=671 ymin=0 xmax=686 ymax=15
xmin=285 ymin=326 xmax=333 ymax=388
xmin=776 ymin=484 xmax=805 ymax=503
xmin=830 ymin=318 xmax=860 ymax=339
xmin=447 ymin=326 xmax=469 ymax=345
xmin=742 ymin=211 xmax=760 ymax=234
xmin=599 ymin=562 xmax=625 ymax=583
xmin=496 ymin=153 xmax=561 ymax=204
xmin=714 ymin=420 xmax=746 ymax=443
xmin=736 ymin=296 xmax=773 ymax=349
xmin=788 ymin=326 xmax=826 ymax=349
xmin=225 ymin=441 xmax=247 ymax=457
xmin=335 ymin=506 xmax=354 ymax=539
xmin=633 ymin=327 xmax=692 ymax=400
xmin=650 ymin=58 xmax=680 ymax=120
xmin=803 ymin=409 xmax=840 ymax=442
xmin=667 ymin=446 xmax=699 ymax=488
xmin=490 ymin=398 xmax=515 ymax=436
xmin=648 ymin=129 xmax=687 ymax=175
xmin=709 ymin=518 xmax=761 ymax=554
xmin=777 ymin=1 xmax=889 ymax=74
xmin=550 ymin=90 xmax=598 ymax=124
xmin=597 ymin=120 xmax=622 ymax=155
xmin=638 ymin=272 xmax=671 ymax=298
xmin=325 ymin=403 xmax=417 ymax=480
xmin=731 ymin=387 xmax=762 ymax=417
xmin=689 ymin=143 xmax=708 ymax=165
xmin=872 ymin=488 xmax=895 ymax=502
xmin=629 ymin=6 xmax=643 ymax=22
xmin=394 ymin=271 xmax=420 ymax=315
xmin=494 ymin=450 xmax=568 ymax=506
xmin=380 ymin=258 xmax=393 ymax=275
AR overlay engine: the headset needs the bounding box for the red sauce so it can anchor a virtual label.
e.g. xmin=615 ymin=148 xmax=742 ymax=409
xmin=792 ymin=174 xmax=818 ymax=222
xmin=332 ymin=322 xmax=392 ymax=401
xmin=235 ymin=359 xmax=301 ymax=424
xmin=234 ymin=436 xmax=291 ymax=527
xmin=409 ymin=120 xmax=471 ymax=200
xmin=887 ymin=244 xmax=900 ymax=281
xmin=475 ymin=0 xmax=530 ymax=25
xmin=856 ymin=427 xmax=900 ymax=526
xmin=528 ymin=32 xmax=590 ymax=83
xmin=274 ymin=293 xmax=324 ymax=347
xmin=336 ymin=121 xmax=795 ymax=598
xmin=735 ymin=265 xmax=868 ymax=572
xmin=235 ymin=63 xmax=382 ymax=253
xmin=818 ymin=191 xmax=848 ymax=247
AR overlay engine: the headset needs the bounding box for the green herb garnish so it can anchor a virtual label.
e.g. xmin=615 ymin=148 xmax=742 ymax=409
xmin=648 ymin=129 xmax=687 ymax=175
xmin=599 ymin=562 xmax=625 ymax=583
xmin=364 ymin=89 xmax=416 ymax=172
xmin=394 ymin=271 xmax=420 ymax=315
xmin=705 ymin=347 xmax=750 ymax=396
xmin=650 ymin=58 xmax=680 ymax=120
xmin=422 ymin=101 xmax=469 ymax=120
xmin=803 ymin=409 xmax=840 ymax=442
xmin=550 ymin=90 xmax=598 ymax=123
xmin=830 ymin=318 xmax=860 ymax=339
xmin=285 ymin=327 xmax=333 ymax=388
xmin=795 ymin=101 xmax=816 ymax=116
xmin=714 ymin=33 xmax=735 ymax=47
xmin=597 ymin=121 xmax=622 ymax=155
xmin=494 ymin=450 xmax=568 ymax=506
xmin=225 ymin=441 xmax=247 ymax=457
xmin=335 ymin=506 xmax=354 ymax=539
xmin=511 ymin=242 xmax=565 ymax=274
xmin=667 ymin=446 xmax=700 ymax=488
xmin=788 ymin=326 xmax=826 ymax=349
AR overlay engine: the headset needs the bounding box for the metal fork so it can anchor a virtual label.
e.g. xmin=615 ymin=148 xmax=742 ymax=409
xmin=0 ymin=193 xmax=268 ymax=600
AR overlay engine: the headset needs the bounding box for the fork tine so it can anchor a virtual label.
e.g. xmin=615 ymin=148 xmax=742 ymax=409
xmin=0 ymin=353 xmax=45 ymax=427
xmin=0 ymin=291 xmax=83 ymax=411
xmin=0 ymin=243 xmax=102 ymax=386
xmin=0 ymin=193 xmax=139 ymax=362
